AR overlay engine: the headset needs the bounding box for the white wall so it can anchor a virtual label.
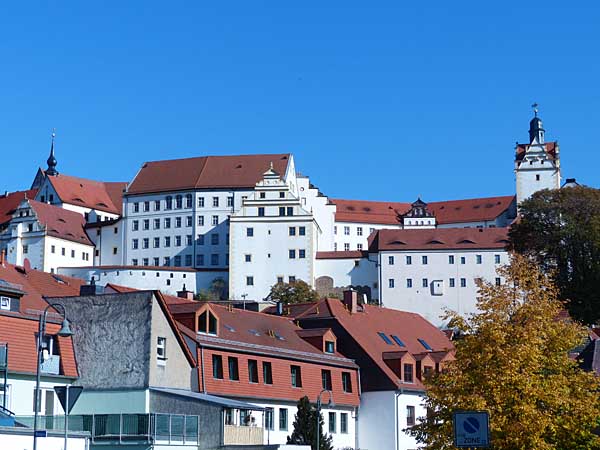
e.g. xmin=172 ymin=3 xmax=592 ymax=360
xmin=515 ymin=144 xmax=560 ymax=205
xmin=358 ymin=390 xmax=425 ymax=450
xmin=379 ymin=249 xmax=508 ymax=327
xmin=4 ymin=374 xmax=71 ymax=416
xmin=297 ymin=176 xmax=336 ymax=252
xmin=315 ymin=256 xmax=379 ymax=300
xmin=0 ymin=432 xmax=88 ymax=450
xmin=333 ymin=221 xmax=401 ymax=252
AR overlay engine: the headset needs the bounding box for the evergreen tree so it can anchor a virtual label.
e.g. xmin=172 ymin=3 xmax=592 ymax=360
xmin=408 ymin=255 xmax=600 ymax=450
xmin=287 ymin=396 xmax=333 ymax=450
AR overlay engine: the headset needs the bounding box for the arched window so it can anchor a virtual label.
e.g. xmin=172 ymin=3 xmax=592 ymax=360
xmin=165 ymin=196 xmax=173 ymax=210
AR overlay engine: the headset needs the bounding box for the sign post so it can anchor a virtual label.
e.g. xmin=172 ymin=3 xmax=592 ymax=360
xmin=453 ymin=411 xmax=490 ymax=448
xmin=54 ymin=386 xmax=83 ymax=450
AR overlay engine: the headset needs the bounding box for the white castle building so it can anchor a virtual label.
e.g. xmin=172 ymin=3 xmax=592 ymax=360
xmin=1 ymin=109 xmax=568 ymax=325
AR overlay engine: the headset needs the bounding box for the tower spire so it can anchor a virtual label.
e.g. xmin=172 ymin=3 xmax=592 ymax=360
xmin=528 ymin=103 xmax=545 ymax=144
xmin=46 ymin=129 xmax=58 ymax=176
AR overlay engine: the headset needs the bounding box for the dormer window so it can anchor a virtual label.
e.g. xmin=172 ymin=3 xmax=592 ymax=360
xmin=325 ymin=341 xmax=335 ymax=354
xmin=0 ymin=296 xmax=10 ymax=311
xmin=403 ymin=363 xmax=414 ymax=383
xmin=198 ymin=310 xmax=218 ymax=335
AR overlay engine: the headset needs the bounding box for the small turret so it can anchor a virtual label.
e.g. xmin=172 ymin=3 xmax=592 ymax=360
xmin=528 ymin=104 xmax=545 ymax=144
xmin=46 ymin=130 xmax=58 ymax=176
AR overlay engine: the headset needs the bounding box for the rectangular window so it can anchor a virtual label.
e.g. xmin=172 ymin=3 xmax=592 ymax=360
xmin=164 ymin=217 xmax=171 ymax=228
xmin=357 ymin=226 xmax=363 ymax=236
xmin=175 ymin=217 xmax=182 ymax=228
xmin=246 ymin=276 xmax=254 ymax=286
xmin=422 ymin=255 xmax=428 ymax=265
xmin=448 ymin=255 xmax=454 ymax=264
xmin=143 ymin=238 xmax=149 ymax=249
xmin=132 ymin=258 xmax=138 ymax=266
xmin=153 ymin=237 xmax=160 ymax=248
xmin=258 ymin=207 xmax=265 ymax=217
xmin=246 ymin=227 xmax=254 ymax=237
xmin=154 ymin=218 xmax=160 ymax=229
xmin=143 ymin=258 xmax=149 ymax=266
xmin=342 ymin=372 xmax=352 ymax=392
xmin=476 ymin=254 xmax=482 ymax=264
xmin=245 ymin=254 xmax=252 ymax=262
xmin=132 ymin=220 xmax=139 ymax=231
xmin=460 ymin=256 xmax=466 ymax=264
xmin=286 ymin=207 xmax=293 ymax=216
xmin=154 ymin=200 xmax=161 ymax=211
xmin=403 ymin=363 xmax=414 ymax=383
xmin=164 ymin=236 xmax=171 ymax=247
xmin=265 ymin=408 xmax=274 ymax=431
xmin=279 ymin=206 xmax=285 ymax=216
xmin=211 ymin=234 xmax=219 ymax=245
xmin=263 ymin=361 xmax=273 ymax=384
xmin=344 ymin=243 xmax=350 ymax=251
xmin=196 ymin=254 xmax=204 ymax=266
xmin=378 ymin=332 xmax=393 ymax=345
xmin=132 ymin=239 xmax=139 ymax=249
xmin=334 ymin=226 xmax=337 ymax=235
xmin=164 ymin=256 xmax=170 ymax=266
xmin=143 ymin=201 xmax=150 ymax=212
xmin=227 ymin=196 xmax=234 ymax=207
xmin=228 ymin=357 xmax=239 ymax=381
xmin=495 ymin=254 xmax=501 ymax=264
xmin=328 ymin=412 xmax=336 ymax=433
xmin=388 ymin=278 xmax=395 ymax=288
xmin=143 ymin=219 xmax=150 ymax=230
xmin=157 ymin=337 xmax=167 ymax=362
xmin=406 ymin=255 xmax=412 ymax=265
xmin=176 ymin=195 xmax=183 ymax=209
xmin=175 ymin=236 xmax=181 ymax=247
xmin=344 ymin=226 xmax=350 ymax=235
xmin=449 ymin=278 xmax=455 ymax=287
xmin=166 ymin=196 xmax=173 ymax=210
xmin=291 ymin=365 xmax=302 ymax=387
xmin=213 ymin=197 xmax=219 ymax=207
xmin=460 ymin=278 xmax=467 ymax=287
xmin=357 ymin=243 xmax=363 ymax=250
xmin=321 ymin=369 xmax=332 ymax=390
xmin=388 ymin=256 xmax=395 ymax=265
xmin=406 ymin=278 xmax=413 ymax=288
xmin=211 ymin=254 xmax=219 ymax=266
xmin=325 ymin=341 xmax=335 ymax=354
xmin=51 ymin=245 xmax=55 ymax=254
xmin=422 ymin=278 xmax=428 ymax=288
xmin=496 ymin=277 xmax=501 ymax=286
xmin=407 ymin=405 xmax=416 ymax=427
xmin=212 ymin=215 xmax=219 ymax=226
xmin=185 ymin=194 xmax=193 ymax=208
xmin=197 ymin=234 xmax=204 ymax=245
xmin=289 ymin=227 xmax=296 ymax=236
xmin=186 ymin=216 xmax=193 ymax=227
xmin=248 ymin=360 xmax=259 ymax=383
xmin=279 ymin=408 xmax=288 ymax=431
xmin=174 ymin=255 xmax=181 ymax=266
xmin=340 ymin=413 xmax=348 ymax=434
xmin=198 ymin=197 xmax=204 ymax=207
xmin=133 ymin=202 xmax=139 ymax=213
xmin=185 ymin=254 xmax=192 ymax=266
xmin=289 ymin=249 xmax=296 ymax=259
xmin=198 ymin=215 xmax=204 ymax=226
xmin=288 ymin=276 xmax=296 ymax=283
xmin=212 ymin=354 xmax=223 ymax=379
xmin=299 ymin=226 xmax=306 ymax=236
xmin=299 ymin=249 xmax=306 ymax=259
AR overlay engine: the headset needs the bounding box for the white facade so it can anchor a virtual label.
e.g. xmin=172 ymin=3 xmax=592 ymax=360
xmin=358 ymin=390 xmax=425 ymax=450
xmin=2 ymin=374 xmax=71 ymax=416
xmin=314 ymin=255 xmax=379 ymax=300
xmin=296 ymin=176 xmax=336 ymax=251
xmin=333 ymin=221 xmax=398 ymax=252
xmin=88 ymin=220 xmax=124 ymax=266
xmin=229 ymin=168 xmax=319 ymax=301
xmin=379 ymin=248 xmax=508 ymax=326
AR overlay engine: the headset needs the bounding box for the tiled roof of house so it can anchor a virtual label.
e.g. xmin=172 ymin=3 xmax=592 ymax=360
xmin=127 ymin=154 xmax=291 ymax=194
xmin=171 ymin=302 xmax=357 ymax=368
xmin=332 ymin=196 xmax=515 ymax=225
xmin=46 ymin=174 xmax=126 ymax=215
xmin=315 ymin=251 xmax=369 ymax=259
xmin=368 ymin=227 xmax=510 ymax=252
xmin=0 ymin=190 xmax=37 ymax=226
xmin=515 ymin=141 xmax=558 ymax=162
xmin=284 ymin=298 xmax=454 ymax=390
xmin=28 ymin=200 xmax=94 ymax=246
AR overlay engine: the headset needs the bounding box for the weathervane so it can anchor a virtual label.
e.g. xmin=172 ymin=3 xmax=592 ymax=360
xmin=532 ymin=103 xmax=539 ymax=117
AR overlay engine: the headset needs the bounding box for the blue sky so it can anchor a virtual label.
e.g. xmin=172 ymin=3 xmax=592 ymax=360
xmin=1 ymin=2 xmax=598 ymax=201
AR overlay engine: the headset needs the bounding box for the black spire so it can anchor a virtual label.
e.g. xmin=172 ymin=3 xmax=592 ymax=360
xmin=46 ymin=130 xmax=58 ymax=176
xmin=528 ymin=103 xmax=545 ymax=144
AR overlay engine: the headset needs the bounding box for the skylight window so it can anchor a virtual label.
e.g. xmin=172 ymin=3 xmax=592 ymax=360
xmin=224 ymin=324 xmax=235 ymax=332
xmin=248 ymin=329 xmax=261 ymax=336
xmin=418 ymin=338 xmax=433 ymax=351
xmin=377 ymin=332 xmax=393 ymax=345
xmin=391 ymin=335 xmax=406 ymax=347
xmin=274 ymin=332 xmax=285 ymax=341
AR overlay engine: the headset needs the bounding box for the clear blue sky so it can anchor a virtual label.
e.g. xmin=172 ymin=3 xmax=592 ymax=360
xmin=1 ymin=2 xmax=599 ymax=201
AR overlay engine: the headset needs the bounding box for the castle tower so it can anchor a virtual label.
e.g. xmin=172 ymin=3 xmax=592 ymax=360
xmin=515 ymin=105 xmax=560 ymax=205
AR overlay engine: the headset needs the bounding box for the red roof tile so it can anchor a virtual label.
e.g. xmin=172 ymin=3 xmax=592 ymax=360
xmin=332 ymin=196 xmax=515 ymax=225
xmin=28 ymin=200 xmax=93 ymax=246
xmin=46 ymin=174 xmax=126 ymax=215
xmin=370 ymin=227 xmax=510 ymax=252
xmin=315 ymin=251 xmax=369 ymax=259
xmin=515 ymin=141 xmax=557 ymax=162
xmin=127 ymin=154 xmax=291 ymax=194
xmin=0 ymin=190 xmax=37 ymax=227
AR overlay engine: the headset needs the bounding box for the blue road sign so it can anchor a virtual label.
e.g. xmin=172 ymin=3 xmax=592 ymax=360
xmin=453 ymin=411 xmax=490 ymax=448
xmin=34 ymin=430 xmax=47 ymax=438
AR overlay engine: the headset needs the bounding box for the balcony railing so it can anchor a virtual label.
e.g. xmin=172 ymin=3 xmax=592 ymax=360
xmin=40 ymin=355 xmax=60 ymax=375
xmin=15 ymin=413 xmax=199 ymax=446
xmin=223 ymin=424 xmax=264 ymax=445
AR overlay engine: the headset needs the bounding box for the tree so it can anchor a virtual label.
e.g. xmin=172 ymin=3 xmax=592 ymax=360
xmin=408 ymin=255 xmax=600 ymax=450
xmin=196 ymin=277 xmax=228 ymax=301
xmin=508 ymin=186 xmax=600 ymax=325
xmin=287 ymin=396 xmax=333 ymax=450
xmin=269 ymin=280 xmax=320 ymax=304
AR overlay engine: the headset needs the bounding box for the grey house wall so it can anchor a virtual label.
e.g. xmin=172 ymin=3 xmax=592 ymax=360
xmin=57 ymin=292 xmax=153 ymax=389
xmin=150 ymin=390 xmax=223 ymax=450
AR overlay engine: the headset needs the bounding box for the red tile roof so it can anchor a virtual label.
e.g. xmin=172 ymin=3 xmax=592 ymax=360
xmin=0 ymin=314 xmax=78 ymax=377
xmin=287 ymin=298 xmax=454 ymax=389
xmin=315 ymin=251 xmax=369 ymax=259
xmin=332 ymin=196 xmax=515 ymax=225
xmin=46 ymin=174 xmax=126 ymax=215
xmin=171 ymin=302 xmax=357 ymax=368
xmin=515 ymin=141 xmax=558 ymax=162
xmin=28 ymin=200 xmax=93 ymax=246
xmin=127 ymin=154 xmax=291 ymax=194
xmin=369 ymin=227 xmax=510 ymax=252
xmin=0 ymin=190 xmax=37 ymax=226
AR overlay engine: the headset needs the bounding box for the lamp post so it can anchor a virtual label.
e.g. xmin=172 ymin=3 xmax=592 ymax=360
xmin=316 ymin=389 xmax=334 ymax=450
xmin=33 ymin=303 xmax=73 ymax=450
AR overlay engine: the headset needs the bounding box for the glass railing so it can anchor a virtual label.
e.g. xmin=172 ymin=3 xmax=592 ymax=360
xmin=15 ymin=413 xmax=199 ymax=445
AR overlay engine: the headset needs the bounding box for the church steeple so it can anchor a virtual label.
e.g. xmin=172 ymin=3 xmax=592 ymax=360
xmin=46 ymin=130 xmax=58 ymax=176
xmin=528 ymin=103 xmax=545 ymax=144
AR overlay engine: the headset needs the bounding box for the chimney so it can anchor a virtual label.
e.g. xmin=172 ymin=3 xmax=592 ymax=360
xmin=343 ymin=289 xmax=359 ymax=314
xmin=80 ymin=276 xmax=105 ymax=296
xmin=177 ymin=284 xmax=195 ymax=300
xmin=275 ymin=301 xmax=283 ymax=316
xmin=0 ymin=249 xmax=5 ymax=266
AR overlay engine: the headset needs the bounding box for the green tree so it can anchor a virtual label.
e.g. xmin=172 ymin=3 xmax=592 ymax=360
xmin=508 ymin=186 xmax=600 ymax=325
xmin=269 ymin=280 xmax=320 ymax=304
xmin=195 ymin=277 xmax=228 ymax=301
xmin=287 ymin=396 xmax=333 ymax=450
xmin=408 ymin=255 xmax=600 ymax=450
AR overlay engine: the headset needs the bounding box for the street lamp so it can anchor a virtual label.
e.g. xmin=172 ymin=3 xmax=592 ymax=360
xmin=316 ymin=389 xmax=334 ymax=450
xmin=33 ymin=303 xmax=73 ymax=450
